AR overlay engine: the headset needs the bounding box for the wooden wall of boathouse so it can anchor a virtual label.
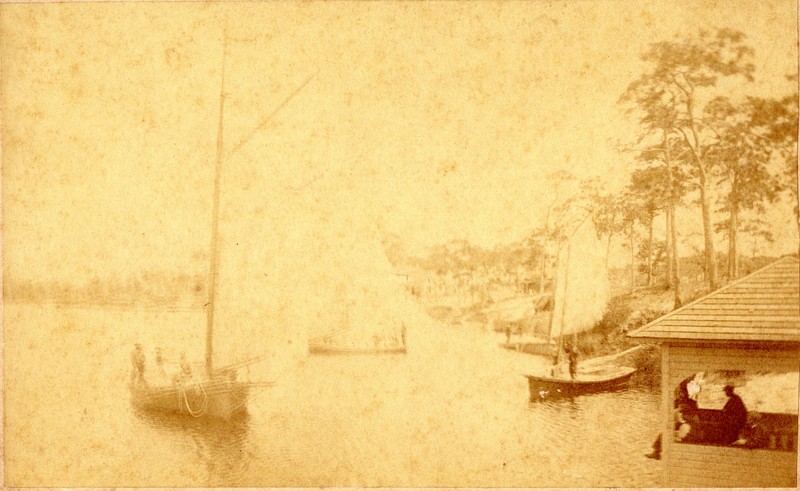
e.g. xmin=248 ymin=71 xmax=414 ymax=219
xmin=661 ymin=343 xmax=799 ymax=488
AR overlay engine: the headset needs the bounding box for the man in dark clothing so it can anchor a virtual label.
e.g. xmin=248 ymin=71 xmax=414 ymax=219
xmin=567 ymin=347 xmax=578 ymax=380
xmin=721 ymin=385 xmax=747 ymax=444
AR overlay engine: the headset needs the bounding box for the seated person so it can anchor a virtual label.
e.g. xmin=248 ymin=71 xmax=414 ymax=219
xmin=721 ymin=385 xmax=747 ymax=444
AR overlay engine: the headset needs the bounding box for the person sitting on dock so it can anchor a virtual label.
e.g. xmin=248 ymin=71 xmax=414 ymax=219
xmin=130 ymin=343 xmax=146 ymax=386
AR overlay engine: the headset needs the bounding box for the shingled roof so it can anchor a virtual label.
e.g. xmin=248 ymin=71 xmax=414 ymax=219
xmin=628 ymin=256 xmax=800 ymax=343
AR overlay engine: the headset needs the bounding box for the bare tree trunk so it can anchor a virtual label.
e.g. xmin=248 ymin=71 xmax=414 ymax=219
xmin=663 ymin=128 xmax=681 ymax=309
xmin=629 ymin=221 xmax=635 ymax=293
xmin=666 ymin=210 xmax=673 ymax=287
xmin=539 ymin=253 xmax=547 ymax=295
xmin=685 ymin=91 xmax=718 ymax=291
xmin=698 ymin=170 xmax=719 ymax=290
xmin=728 ymin=202 xmax=739 ymax=280
xmin=646 ymin=212 xmax=654 ymax=287
xmin=669 ymin=205 xmax=682 ymax=308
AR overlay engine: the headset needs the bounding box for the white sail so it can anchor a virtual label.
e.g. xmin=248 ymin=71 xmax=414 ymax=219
xmin=211 ymin=174 xmax=417 ymax=374
xmin=549 ymin=217 xmax=610 ymax=338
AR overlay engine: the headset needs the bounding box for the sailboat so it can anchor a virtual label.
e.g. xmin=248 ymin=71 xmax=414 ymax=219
xmin=127 ymin=32 xmax=301 ymax=419
xmin=308 ymin=271 xmax=409 ymax=355
xmin=523 ymin=215 xmax=636 ymax=401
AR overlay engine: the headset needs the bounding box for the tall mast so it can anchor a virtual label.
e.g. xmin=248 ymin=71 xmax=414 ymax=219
xmin=206 ymin=30 xmax=227 ymax=377
xmin=553 ymin=240 xmax=571 ymax=365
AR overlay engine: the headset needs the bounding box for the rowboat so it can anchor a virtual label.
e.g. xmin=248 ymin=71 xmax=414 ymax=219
xmin=308 ymin=323 xmax=407 ymax=356
xmin=525 ymin=366 xmax=636 ymax=401
xmin=308 ymin=344 xmax=407 ymax=355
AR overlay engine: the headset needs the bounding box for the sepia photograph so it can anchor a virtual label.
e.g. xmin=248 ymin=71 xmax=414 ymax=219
xmin=1 ymin=0 xmax=798 ymax=487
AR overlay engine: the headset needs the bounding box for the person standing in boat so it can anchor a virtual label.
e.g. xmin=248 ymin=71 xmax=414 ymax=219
xmin=154 ymin=347 xmax=166 ymax=383
xmin=130 ymin=343 xmax=146 ymax=386
xmin=177 ymin=352 xmax=193 ymax=383
xmin=566 ymin=346 xmax=579 ymax=379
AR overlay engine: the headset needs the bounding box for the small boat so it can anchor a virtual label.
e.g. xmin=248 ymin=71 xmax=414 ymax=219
xmin=525 ymin=366 xmax=636 ymax=401
xmin=308 ymin=325 xmax=407 ymax=356
xmin=309 ymin=346 xmax=407 ymax=355
xmin=308 ymin=344 xmax=407 ymax=355
xmin=522 ymin=215 xmax=636 ymax=402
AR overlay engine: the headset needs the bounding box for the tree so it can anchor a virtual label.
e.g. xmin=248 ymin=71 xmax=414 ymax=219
xmin=618 ymin=97 xmax=689 ymax=307
xmin=740 ymin=216 xmax=775 ymax=258
xmin=705 ymin=96 xmax=790 ymax=278
xmin=624 ymin=28 xmax=756 ymax=291
xmin=590 ymin=191 xmax=627 ymax=270
xmin=535 ymin=170 xmax=576 ymax=294
xmin=627 ymin=165 xmax=674 ymax=287
xmin=638 ymin=240 xmax=668 ymax=280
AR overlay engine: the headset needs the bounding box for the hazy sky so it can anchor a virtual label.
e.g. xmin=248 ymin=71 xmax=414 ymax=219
xmin=2 ymin=0 xmax=798 ymax=284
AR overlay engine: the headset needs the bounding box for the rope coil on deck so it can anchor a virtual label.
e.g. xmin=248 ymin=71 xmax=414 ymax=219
xmin=180 ymin=381 xmax=209 ymax=417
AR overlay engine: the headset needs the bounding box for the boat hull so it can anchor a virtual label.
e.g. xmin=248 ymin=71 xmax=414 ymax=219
xmin=525 ymin=367 xmax=636 ymax=401
xmin=308 ymin=345 xmax=407 ymax=355
xmin=129 ymin=379 xmax=250 ymax=420
xmin=498 ymin=342 xmax=557 ymax=357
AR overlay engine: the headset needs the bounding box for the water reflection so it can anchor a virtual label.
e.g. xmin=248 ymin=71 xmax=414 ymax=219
xmin=6 ymin=305 xmax=662 ymax=487
xmin=130 ymin=408 xmax=252 ymax=486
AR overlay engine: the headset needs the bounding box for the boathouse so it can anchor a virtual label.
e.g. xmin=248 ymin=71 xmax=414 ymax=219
xmin=629 ymin=256 xmax=799 ymax=488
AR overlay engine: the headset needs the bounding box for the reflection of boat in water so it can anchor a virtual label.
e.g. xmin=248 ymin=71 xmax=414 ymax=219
xmin=525 ymin=366 xmax=636 ymax=401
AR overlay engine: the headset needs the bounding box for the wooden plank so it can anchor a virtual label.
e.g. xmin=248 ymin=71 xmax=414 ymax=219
xmin=668 ymin=466 xmax=795 ymax=488
xmin=698 ymin=298 xmax=800 ymax=305
xmin=669 ymin=351 xmax=800 ymax=362
xmin=726 ymin=289 xmax=800 ymax=295
xmin=663 ymin=315 xmax=800 ymax=322
xmin=647 ymin=333 xmax=799 ymax=342
xmin=659 ymin=316 xmax=800 ymax=331
xmin=680 ymin=309 xmax=800 ymax=316
xmin=684 ymin=306 xmax=800 ymax=313
xmin=679 ymin=305 xmax=800 ymax=312
xmin=669 ymin=449 xmax=797 ymax=482
xmin=708 ymin=294 xmax=799 ymax=300
xmin=669 ymin=346 xmax=800 ymax=361
xmin=670 ymin=345 xmax=800 ymax=355
xmin=670 ymin=459 xmax=793 ymax=483
xmin=643 ymin=330 xmax=799 ymax=341
xmin=669 ymin=357 xmax=800 ymax=366
xmin=671 ymin=444 xmax=798 ymax=462
xmin=680 ymin=317 xmax=800 ymax=323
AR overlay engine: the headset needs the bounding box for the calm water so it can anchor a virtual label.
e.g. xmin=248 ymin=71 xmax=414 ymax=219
xmin=5 ymin=304 xmax=661 ymax=487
